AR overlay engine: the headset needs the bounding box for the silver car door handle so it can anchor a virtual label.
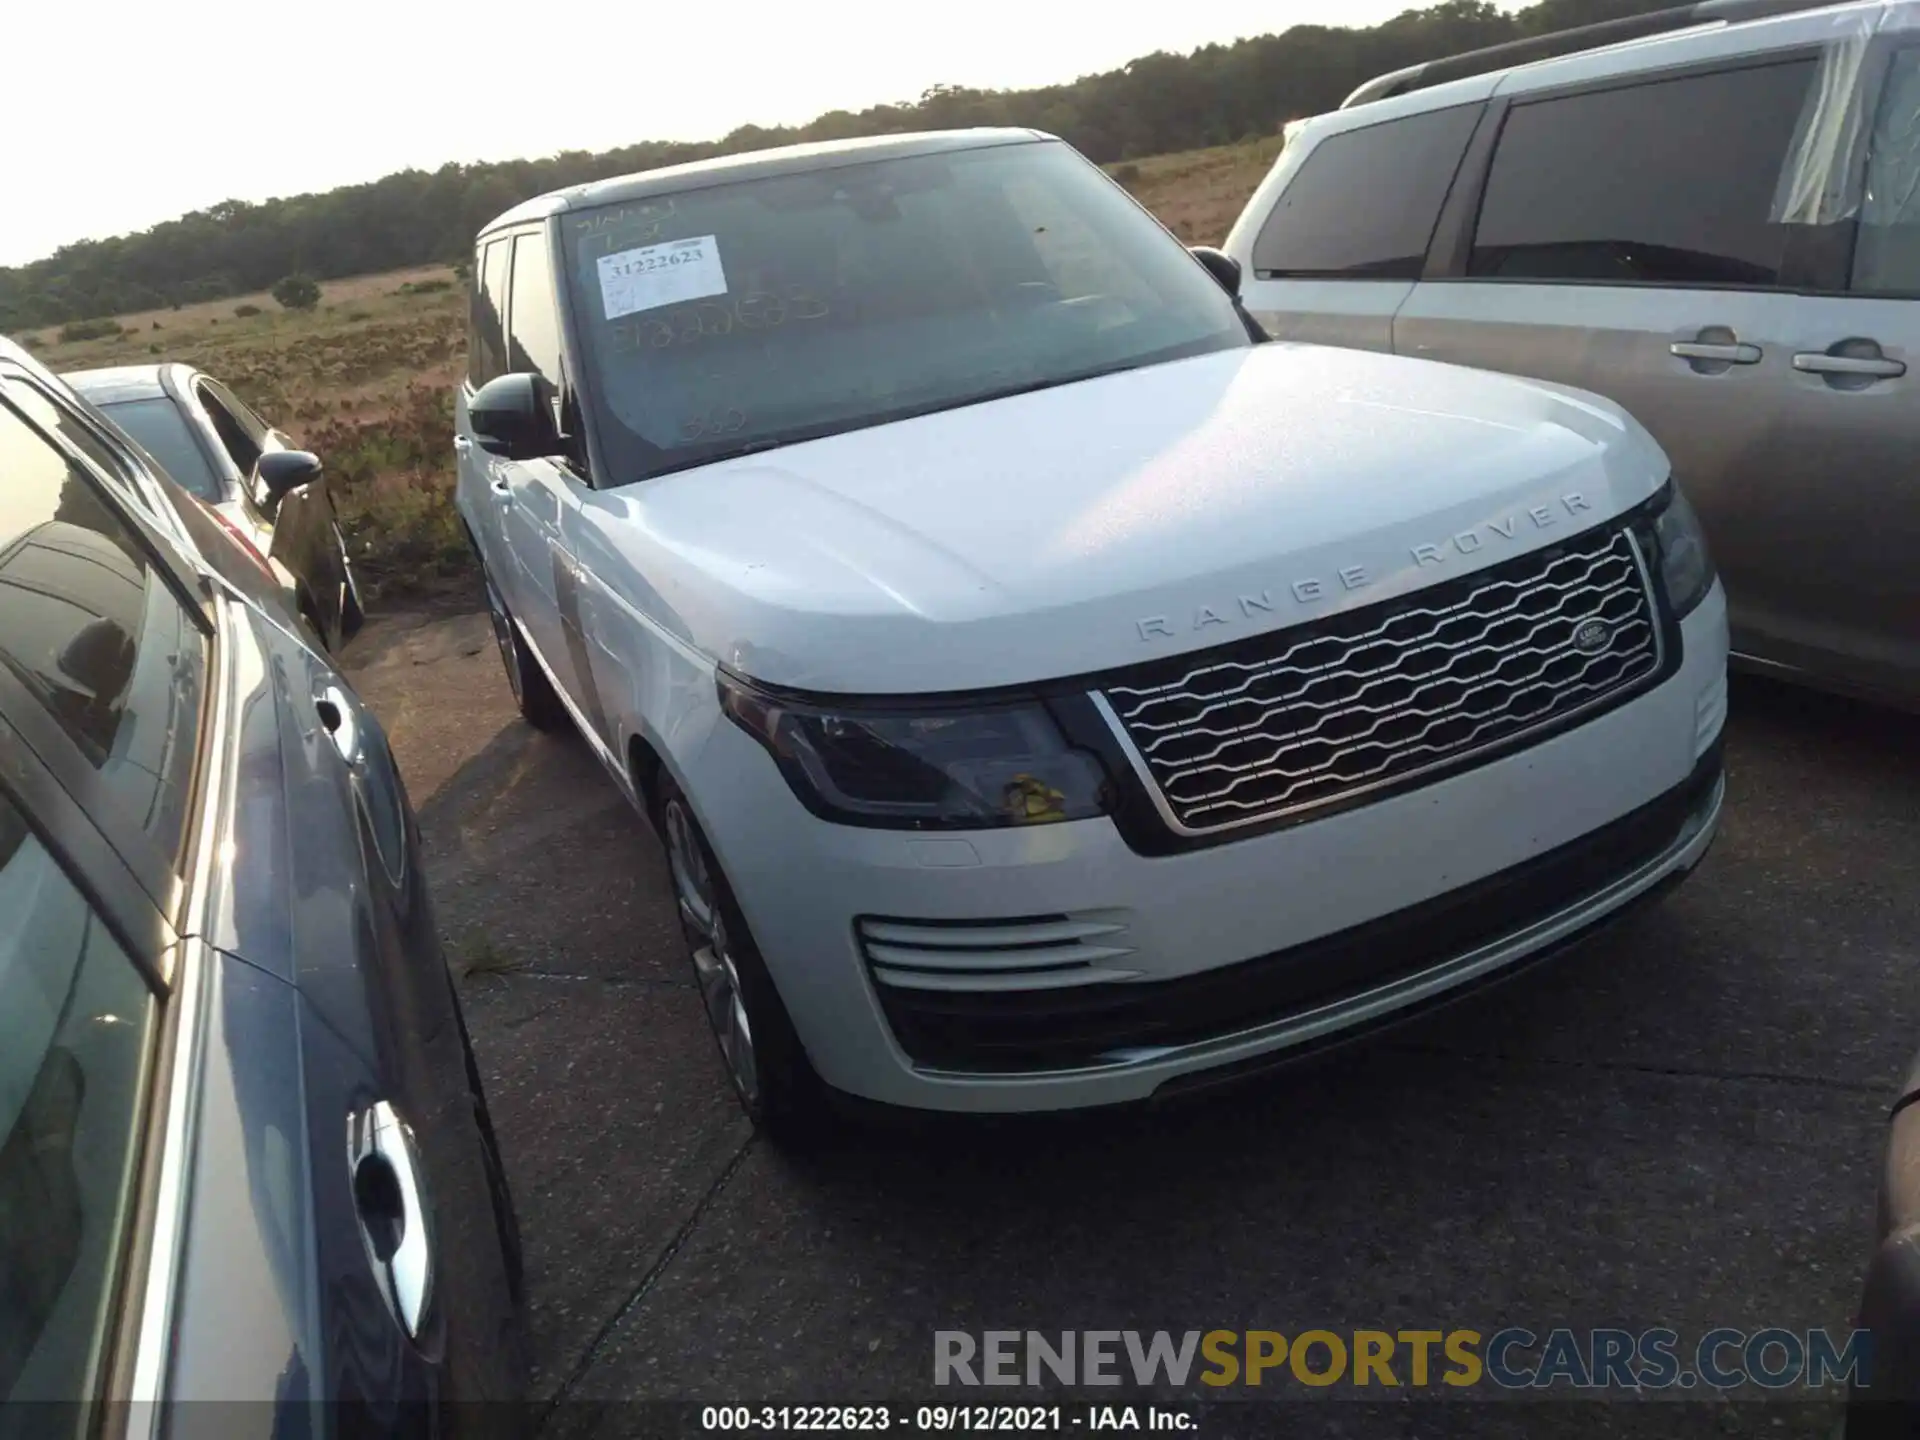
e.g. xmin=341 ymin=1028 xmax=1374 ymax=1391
xmin=312 ymin=684 xmax=359 ymax=761
xmin=1670 ymin=341 xmax=1761 ymax=363
xmin=489 ymin=477 xmax=511 ymax=496
xmin=1793 ymin=352 xmax=1906 ymax=378
xmin=350 ymin=1101 xmax=434 ymax=1338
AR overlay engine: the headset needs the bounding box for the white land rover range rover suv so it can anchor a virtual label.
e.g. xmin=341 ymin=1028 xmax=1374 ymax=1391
xmin=454 ymin=129 xmax=1729 ymax=1140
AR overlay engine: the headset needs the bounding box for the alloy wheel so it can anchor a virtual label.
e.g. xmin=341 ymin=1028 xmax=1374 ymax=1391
xmin=664 ymin=798 xmax=758 ymax=1107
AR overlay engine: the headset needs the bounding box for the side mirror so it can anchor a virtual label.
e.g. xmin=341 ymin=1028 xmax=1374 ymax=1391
xmin=1189 ymin=245 xmax=1243 ymax=297
xmin=256 ymin=449 xmax=324 ymax=505
xmin=469 ymin=373 xmax=557 ymax=461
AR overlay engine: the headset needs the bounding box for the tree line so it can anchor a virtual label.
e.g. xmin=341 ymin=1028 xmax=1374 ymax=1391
xmin=0 ymin=0 xmax=1674 ymax=330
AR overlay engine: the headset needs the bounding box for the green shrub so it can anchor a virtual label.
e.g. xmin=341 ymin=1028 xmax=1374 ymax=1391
xmin=271 ymin=273 xmax=322 ymax=311
xmin=398 ymin=278 xmax=453 ymax=296
xmin=234 ymin=303 xmax=262 ymax=318
xmin=58 ymin=318 xmax=123 ymax=343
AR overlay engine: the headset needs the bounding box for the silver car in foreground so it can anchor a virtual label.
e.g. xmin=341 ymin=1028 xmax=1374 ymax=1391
xmin=0 ymin=335 xmax=525 ymax=1422
xmin=1225 ymin=0 xmax=1920 ymax=709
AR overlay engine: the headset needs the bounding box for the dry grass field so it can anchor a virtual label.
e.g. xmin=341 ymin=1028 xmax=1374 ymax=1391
xmin=19 ymin=139 xmax=1285 ymax=601
xmin=1114 ymin=134 xmax=1288 ymax=243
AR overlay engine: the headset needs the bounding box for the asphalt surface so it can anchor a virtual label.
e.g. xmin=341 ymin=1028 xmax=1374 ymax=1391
xmin=345 ymin=606 xmax=1920 ymax=1437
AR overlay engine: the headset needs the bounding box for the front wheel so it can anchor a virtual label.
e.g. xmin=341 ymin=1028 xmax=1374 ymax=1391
xmin=654 ymin=776 xmax=832 ymax=1148
xmin=481 ymin=567 xmax=569 ymax=733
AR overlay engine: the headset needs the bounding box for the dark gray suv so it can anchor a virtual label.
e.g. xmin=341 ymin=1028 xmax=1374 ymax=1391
xmin=0 ymin=336 xmax=526 ymax=1430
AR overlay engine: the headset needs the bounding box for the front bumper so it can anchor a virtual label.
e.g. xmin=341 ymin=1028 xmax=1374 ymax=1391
xmin=687 ymin=585 xmax=1729 ymax=1113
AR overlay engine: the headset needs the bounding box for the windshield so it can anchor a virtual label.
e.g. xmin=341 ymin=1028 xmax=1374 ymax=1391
xmin=560 ymin=139 xmax=1250 ymax=481
xmin=96 ymin=397 xmax=223 ymax=501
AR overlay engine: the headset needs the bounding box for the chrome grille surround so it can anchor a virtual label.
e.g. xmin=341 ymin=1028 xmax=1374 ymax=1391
xmin=1096 ymin=522 xmax=1664 ymax=837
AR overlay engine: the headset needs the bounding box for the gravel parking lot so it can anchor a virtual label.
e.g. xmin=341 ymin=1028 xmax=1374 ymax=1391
xmin=346 ymin=605 xmax=1918 ymax=1437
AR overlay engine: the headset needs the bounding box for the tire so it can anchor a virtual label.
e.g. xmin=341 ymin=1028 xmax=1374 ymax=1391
xmin=652 ymin=775 xmax=833 ymax=1149
xmin=479 ymin=564 xmax=569 ymax=733
xmin=447 ymin=968 xmax=526 ymax=1308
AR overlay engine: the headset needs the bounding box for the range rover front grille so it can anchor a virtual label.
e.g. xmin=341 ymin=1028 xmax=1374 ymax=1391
xmin=1099 ymin=522 xmax=1662 ymax=836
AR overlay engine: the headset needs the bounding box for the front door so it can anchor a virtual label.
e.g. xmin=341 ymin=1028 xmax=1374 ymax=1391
xmin=497 ymin=226 xmax=614 ymax=744
xmin=498 ymin=459 xmax=591 ymax=721
xmin=458 ymin=238 xmax=520 ymax=616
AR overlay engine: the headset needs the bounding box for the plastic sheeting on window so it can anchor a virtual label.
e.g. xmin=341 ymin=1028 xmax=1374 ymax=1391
xmin=1854 ymin=46 xmax=1920 ymax=292
xmin=1768 ymin=2 xmax=1910 ymax=227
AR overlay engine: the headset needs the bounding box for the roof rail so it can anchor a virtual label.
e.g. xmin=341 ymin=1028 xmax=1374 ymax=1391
xmin=1341 ymin=0 xmax=1849 ymax=108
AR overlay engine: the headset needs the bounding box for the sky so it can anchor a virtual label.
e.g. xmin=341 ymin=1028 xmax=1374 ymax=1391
xmin=1 ymin=0 xmax=1453 ymax=267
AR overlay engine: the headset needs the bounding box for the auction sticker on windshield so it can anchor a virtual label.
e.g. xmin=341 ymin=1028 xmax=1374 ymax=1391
xmin=598 ymin=235 xmax=728 ymax=319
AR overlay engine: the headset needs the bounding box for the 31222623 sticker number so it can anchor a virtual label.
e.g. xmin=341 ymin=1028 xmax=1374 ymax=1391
xmin=598 ymin=234 xmax=728 ymax=319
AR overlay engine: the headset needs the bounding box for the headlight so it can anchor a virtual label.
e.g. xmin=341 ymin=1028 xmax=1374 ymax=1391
xmin=1649 ymin=480 xmax=1716 ymax=618
xmin=718 ymin=673 xmax=1110 ymax=830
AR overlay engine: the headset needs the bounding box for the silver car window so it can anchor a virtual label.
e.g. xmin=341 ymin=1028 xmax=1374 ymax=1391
xmin=97 ymin=397 xmax=224 ymax=502
xmin=0 ymin=792 xmax=156 ymax=1405
xmin=6 ymin=381 xmax=152 ymax=517
xmin=0 ymin=399 xmax=207 ymax=870
xmin=1852 ymin=46 xmax=1920 ymax=294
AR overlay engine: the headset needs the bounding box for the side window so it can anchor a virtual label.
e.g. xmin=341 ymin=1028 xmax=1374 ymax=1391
xmin=94 ymin=397 xmax=224 ymax=503
xmin=470 ymin=240 xmax=511 ymax=386
xmin=1470 ymin=59 xmax=1818 ymax=287
xmin=1852 ymin=46 xmax=1920 ymax=295
xmin=192 ymin=382 xmax=263 ymax=476
xmin=506 ymin=231 xmax=563 ymax=387
xmin=207 ymin=382 xmax=273 ymax=444
xmin=7 ymin=382 xmax=147 ymax=515
xmin=0 ymin=399 xmax=206 ymax=864
xmin=0 ymin=789 xmax=156 ymax=1404
xmin=1250 ymin=104 xmax=1481 ymax=279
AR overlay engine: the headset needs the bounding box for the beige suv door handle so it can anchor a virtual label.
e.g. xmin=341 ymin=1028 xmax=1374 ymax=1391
xmin=1670 ymin=341 xmax=1761 ymax=364
xmin=1793 ymin=352 xmax=1906 ymax=379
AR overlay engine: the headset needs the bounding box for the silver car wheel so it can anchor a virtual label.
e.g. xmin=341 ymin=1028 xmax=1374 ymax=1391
xmin=664 ymin=798 xmax=758 ymax=1107
xmin=482 ymin=575 xmax=523 ymax=703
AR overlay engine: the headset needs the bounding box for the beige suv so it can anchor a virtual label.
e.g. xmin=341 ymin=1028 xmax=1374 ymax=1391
xmin=1224 ymin=0 xmax=1920 ymax=709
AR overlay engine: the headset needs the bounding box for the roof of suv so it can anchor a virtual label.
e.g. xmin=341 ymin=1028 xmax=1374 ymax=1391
xmin=1287 ymin=0 xmax=1914 ymax=145
xmin=1339 ymin=0 xmax=1916 ymax=120
xmin=477 ymin=127 xmax=1052 ymax=237
xmin=62 ymin=364 xmax=177 ymax=403
xmin=1489 ymin=0 xmax=1914 ymax=97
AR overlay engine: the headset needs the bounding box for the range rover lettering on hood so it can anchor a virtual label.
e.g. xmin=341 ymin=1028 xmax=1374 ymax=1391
xmin=1135 ymin=492 xmax=1595 ymax=641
